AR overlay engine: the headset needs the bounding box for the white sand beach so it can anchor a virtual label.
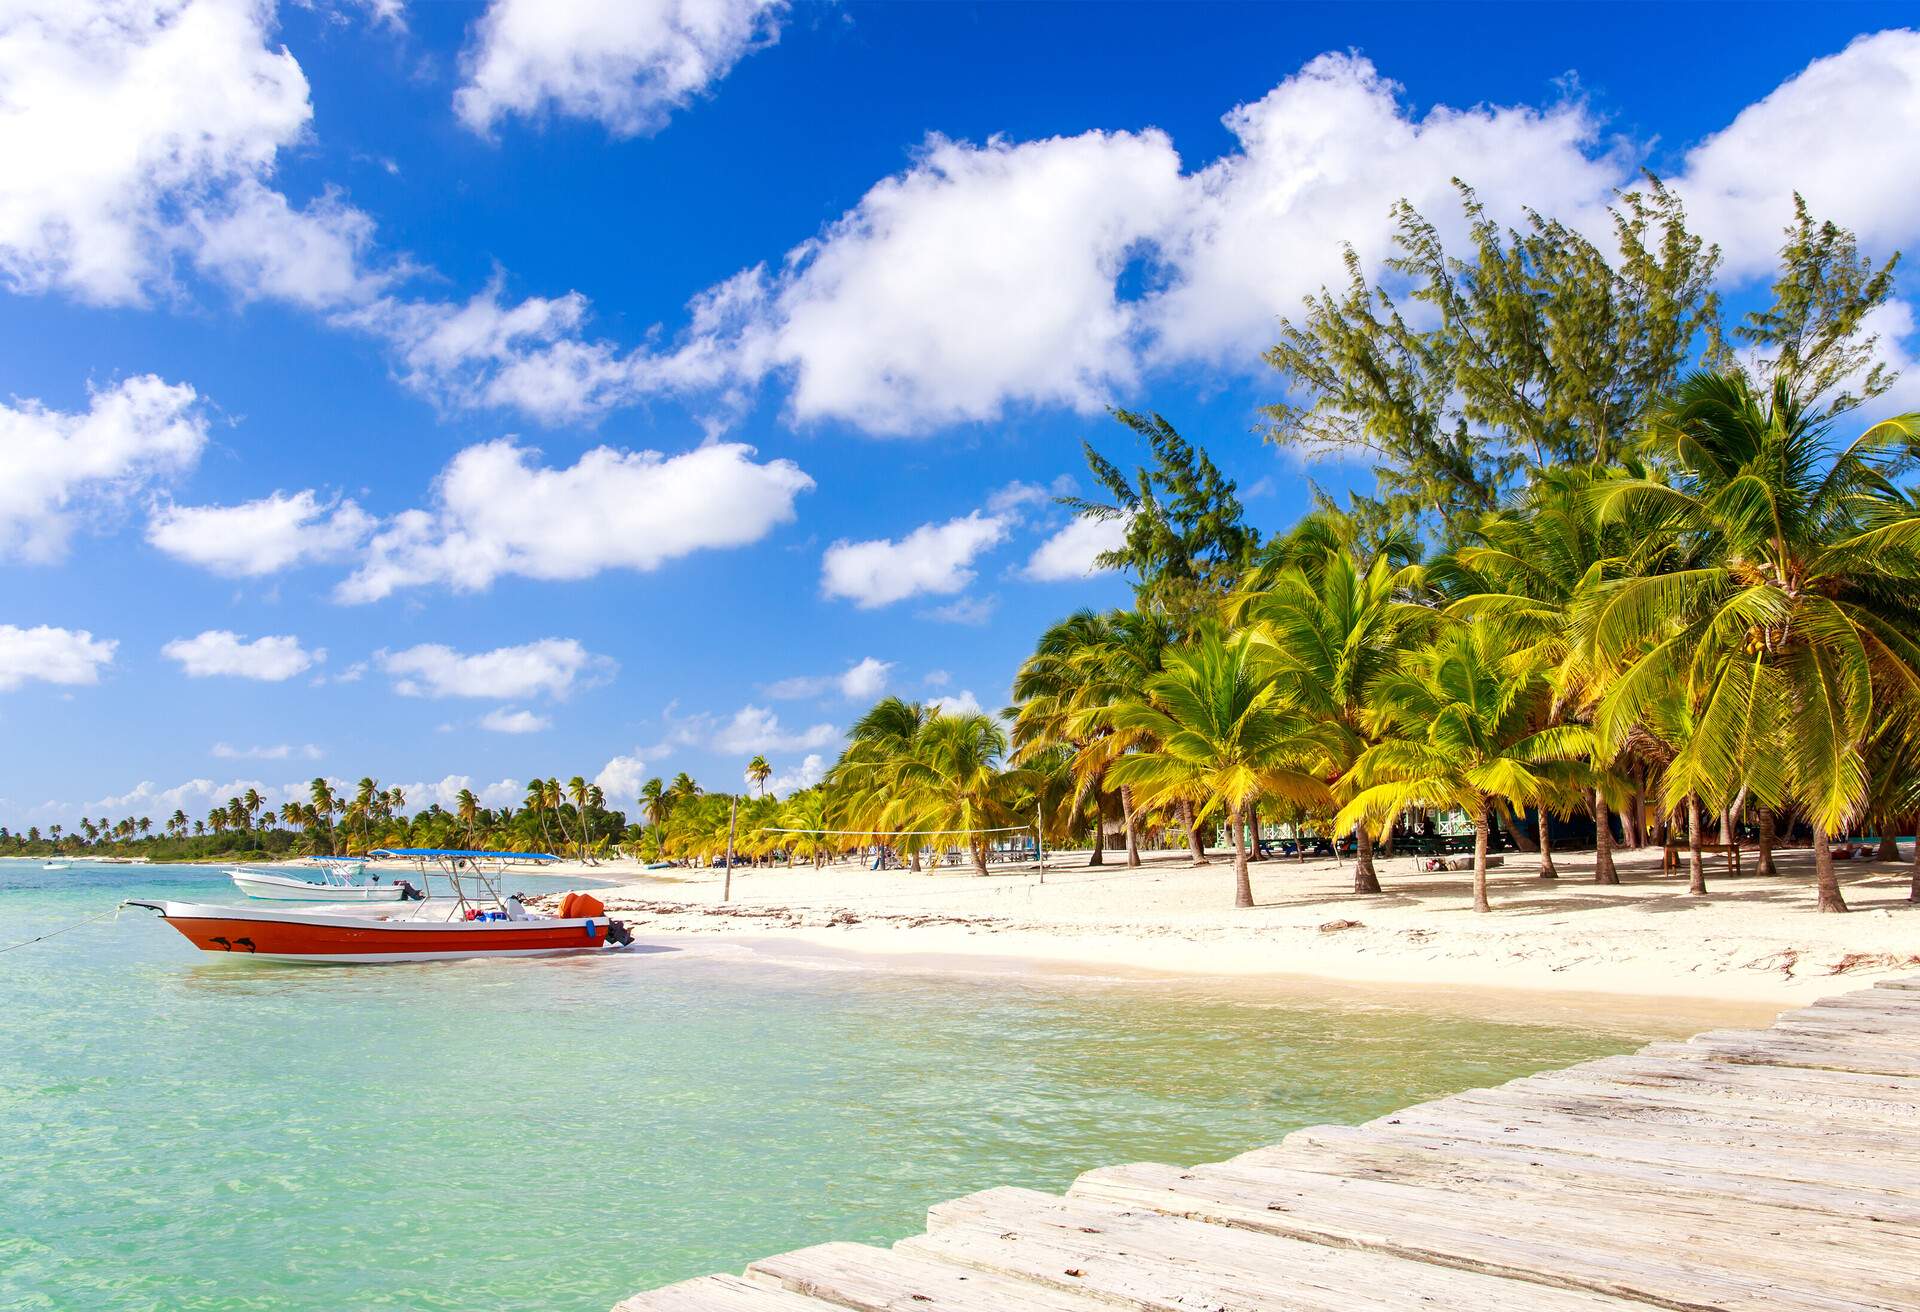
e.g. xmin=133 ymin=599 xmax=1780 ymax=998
xmin=514 ymin=844 xmax=1920 ymax=1008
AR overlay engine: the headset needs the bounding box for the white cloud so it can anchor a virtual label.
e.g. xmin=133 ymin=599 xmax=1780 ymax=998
xmin=378 ymin=637 xmax=611 ymax=700
xmin=395 ymin=774 xmax=522 ymax=811
xmin=923 ymin=669 xmax=950 ymax=688
xmin=985 ymin=480 xmax=1052 ymax=516
xmin=821 ymin=512 xmax=1009 ymax=609
xmin=1674 ymin=30 xmax=1920 ymax=279
xmin=764 ymin=752 xmax=825 ymax=797
xmin=338 ymin=438 xmax=813 ymax=601
xmin=1143 ymin=52 xmax=1623 ymax=364
xmin=734 ymin=129 xmax=1187 ymax=434
xmin=81 ymin=776 xmax=303 ymax=823
xmin=148 ymin=488 xmax=374 ymax=577
xmin=211 ymin=742 xmax=323 ymax=760
xmin=919 ymin=595 xmax=996 ymax=626
xmin=163 ymin=630 xmax=322 ymax=681
xmin=763 ymin=655 xmax=893 ymax=701
xmin=0 ymin=624 xmax=117 ymax=691
xmin=1 ymin=375 xmax=207 ymax=563
xmin=1023 ymin=513 xmax=1130 ymax=581
xmin=455 ymin=0 xmax=785 ymax=138
xmin=0 ymin=0 xmax=382 ymax=307
xmin=928 ymin=689 xmax=983 ymax=717
xmin=594 ymin=751 xmax=649 ymax=802
xmin=682 ymin=704 xmax=838 ymax=755
xmin=480 ymin=705 xmax=551 ymax=734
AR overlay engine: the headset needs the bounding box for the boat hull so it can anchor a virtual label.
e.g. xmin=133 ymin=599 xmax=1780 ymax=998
xmin=135 ymin=901 xmax=615 ymax=963
xmin=229 ymin=871 xmax=406 ymax=902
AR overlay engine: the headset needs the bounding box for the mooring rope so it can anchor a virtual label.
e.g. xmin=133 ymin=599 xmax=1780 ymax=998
xmin=0 ymin=904 xmax=125 ymax=955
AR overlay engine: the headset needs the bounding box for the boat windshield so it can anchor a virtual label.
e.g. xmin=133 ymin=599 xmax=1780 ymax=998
xmin=367 ymin=848 xmax=559 ymax=916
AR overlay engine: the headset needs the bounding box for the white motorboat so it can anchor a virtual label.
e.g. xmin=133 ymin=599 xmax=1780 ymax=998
xmin=228 ymin=865 xmax=410 ymax=902
xmin=43 ymin=859 xmax=73 ymax=870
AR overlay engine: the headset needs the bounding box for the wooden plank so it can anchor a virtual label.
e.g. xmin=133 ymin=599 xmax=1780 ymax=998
xmin=907 ymin=1186 xmax=1647 ymax=1312
xmin=1272 ymin=1124 xmax=1920 ymax=1227
xmin=1071 ymin=1160 xmax=1914 ymax=1312
xmin=1557 ymin=1053 xmax=1920 ymax=1106
xmin=615 ymin=1275 xmax=847 ymax=1312
xmin=1642 ymin=1033 xmax=1920 ymax=1077
xmin=1401 ymin=1086 xmax=1920 ymax=1169
xmin=744 ymin=1241 xmax=1115 ymax=1312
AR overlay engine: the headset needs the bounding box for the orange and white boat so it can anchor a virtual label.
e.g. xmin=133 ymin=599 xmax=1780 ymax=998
xmin=127 ymin=848 xmax=633 ymax=964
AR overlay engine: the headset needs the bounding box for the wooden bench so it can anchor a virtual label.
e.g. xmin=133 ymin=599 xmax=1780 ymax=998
xmin=1663 ymin=841 xmax=1743 ymax=877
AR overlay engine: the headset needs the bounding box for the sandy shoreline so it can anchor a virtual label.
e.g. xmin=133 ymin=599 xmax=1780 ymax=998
xmin=500 ymin=844 xmax=1919 ymax=1011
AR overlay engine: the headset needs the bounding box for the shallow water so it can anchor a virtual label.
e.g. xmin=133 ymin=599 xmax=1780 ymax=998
xmin=3 ymin=860 xmax=1659 ymax=1311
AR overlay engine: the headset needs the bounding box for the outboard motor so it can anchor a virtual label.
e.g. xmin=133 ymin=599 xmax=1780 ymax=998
xmin=396 ymin=879 xmax=424 ymax=902
xmin=605 ymin=919 xmax=634 ymax=947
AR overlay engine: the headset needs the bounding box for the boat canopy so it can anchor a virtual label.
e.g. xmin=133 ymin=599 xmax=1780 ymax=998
xmin=370 ymin=847 xmax=559 ymax=862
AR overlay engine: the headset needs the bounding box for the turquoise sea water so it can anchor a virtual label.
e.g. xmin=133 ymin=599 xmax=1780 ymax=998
xmin=3 ymin=861 xmax=1657 ymax=1312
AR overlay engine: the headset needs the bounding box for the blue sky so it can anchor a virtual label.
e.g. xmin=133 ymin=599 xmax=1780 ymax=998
xmin=3 ymin=1 xmax=1919 ymax=828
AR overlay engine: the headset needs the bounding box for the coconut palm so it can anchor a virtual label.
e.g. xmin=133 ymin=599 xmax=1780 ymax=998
xmin=747 ymin=755 xmax=772 ymax=797
xmin=1339 ymin=622 xmax=1592 ymax=913
xmin=1589 ymin=371 xmax=1920 ymax=910
xmin=1237 ymin=544 xmax=1431 ymax=892
xmin=567 ymin=776 xmax=591 ymax=860
xmin=884 ymin=711 xmax=1019 ymax=875
xmin=1107 ymin=629 xmax=1335 ymax=908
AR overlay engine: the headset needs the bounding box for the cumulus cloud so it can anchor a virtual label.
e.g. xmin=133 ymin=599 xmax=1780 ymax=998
xmin=148 ymin=489 xmax=374 ymax=577
xmin=60 ymin=775 xmax=308 ymax=826
xmin=1023 ymin=513 xmax=1130 ymax=581
xmin=455 ymin=0 xmax=785 ymax=138
xmin=378 ymin=638 xmax=611 ymax=700
xmin=395 ymin=774 xmax=522 ymax=811
xmin=821 ymin=512 xmax=1009 ymax=609
xmin=479 ymin=705 xmax=551 ymax=734
xmin=211 ymin=742 xmax=323 ymax=761
xmin=928 ymin=689 xmax=983 ymax=717
xmin=2 ymin=375 xmax=207 ymax=563
xmin=0 ymin=0 xmax=384 ymax=307
xmin=764 ymin=752 xmax=825 ymax=797
xmin=0 ymin=624 xmax=117 ymax=691
xmin=666 ymin=703 xmax=838 ymax=755
xmin=763 ymin=655 xmax=893 ymax=701
xmin=1674 ymin=30 xmax=1920 ymax=278
xmin=731 ymin=129 xmax=1188 ymax=434
xmin=594 ymin=751 xmax=649 ymax=802
xmin=162 ymin=630 xmax=323 ymax=681
xmin=338 ymin=438 xmax=812 ymax=602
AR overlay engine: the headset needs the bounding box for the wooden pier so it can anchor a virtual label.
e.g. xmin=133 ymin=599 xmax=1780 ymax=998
xmin=617 ymin=978 xmax=1920 ymax=1311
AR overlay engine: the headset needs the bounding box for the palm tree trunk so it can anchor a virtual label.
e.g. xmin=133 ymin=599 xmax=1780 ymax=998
xmin=1231 ymin=804 xmax=1254 ymax=909
xmin=1537 ymin=809 xmax=1558 ymax=879
xmin=972 ymin=837 xmax=987 ymax=877
xmin=1812 ymin=827 xmax=1849 ymax=912
xmin=1631 ymin=766 xmax=1648 ymax=847
xmin=1471 ymin=798 xmax=1491 ymax=913
xmin=1121 ymin=785 xmax=1141 ymax=869
xmin=1591 ymin=788 xmax=1619 ymax=885
xmin=1756 ymin=807 xmax=1779 ymax=875
xmin=1246 ymin=802 xmax=1263 ymax=861
xmin=1500 ymin=799 xmax=1538 ymax=853
xmin=1877 ymin=825 xmax=1900 ymax=863
xmin=1687 ymin=794 xmax=1707 ymax=896
xmin=1352 ymin=822 xmax=1381 ymax=894
xmin=1182 ymin=799 xmax=1208 ymax=865
xmin=1088 ymin=790 xmax=1105 ymax=867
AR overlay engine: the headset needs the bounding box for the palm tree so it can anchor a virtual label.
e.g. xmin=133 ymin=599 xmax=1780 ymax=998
xmin=567 ymin=776 xmax=591 ymax=860
xmin=1339 ymin=622 xmax=1591 ymax=913
xmin=1108 ymin=629 xmax=1334 ymax=908
xmin=1238 ymin=544 xmax=1431 ymax=892
xmin=523 ymin=780 xmax=552 ymax=851
xmin=830 ymin=697 xmax=933 ymax=868
xmin=243 ymin=788 xmax=263 ymax=830
xmin=309 ymin=778 xmax=337 ymax=854
xmin=747 ymin=756 xmax=772 ymax=797
xmin=1589 ymin=371 xmax=1920 ymax=911
xmin=885 ymin=712 xmax=1020 ymax=875
xmin=456 ymin=789 xmax=480 ymax=849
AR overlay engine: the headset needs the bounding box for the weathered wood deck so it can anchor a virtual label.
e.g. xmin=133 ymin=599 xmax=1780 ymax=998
xmin=616 ymin=978 xmax=1920 ymax=1311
